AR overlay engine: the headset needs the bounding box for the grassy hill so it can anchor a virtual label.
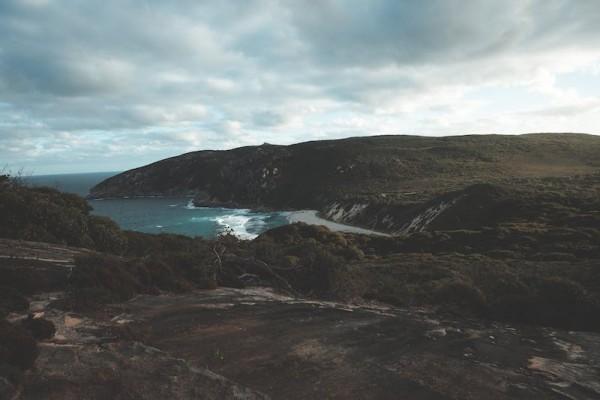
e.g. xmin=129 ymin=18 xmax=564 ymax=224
xmin=89 ymin=133 xmax=600 ymax=209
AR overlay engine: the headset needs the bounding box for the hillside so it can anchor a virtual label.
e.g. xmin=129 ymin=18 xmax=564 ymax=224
xmin=89 ymin=133 xmax=600 ymax=210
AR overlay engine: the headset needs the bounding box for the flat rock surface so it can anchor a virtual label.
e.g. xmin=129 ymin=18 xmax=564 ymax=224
xmin=0 ymin=238 xmax=89 ymax=264
xmin=22 ymin=341 xmax=268 ymax=400
xmin=112 ymin=288 xmax=600 ymax=400
xmin=4 ymin=238 xmax=600 ymax=400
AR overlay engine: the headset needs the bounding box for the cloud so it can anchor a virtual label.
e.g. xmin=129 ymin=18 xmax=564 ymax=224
xmin=0 ymin=0 xmax=599 ymax=173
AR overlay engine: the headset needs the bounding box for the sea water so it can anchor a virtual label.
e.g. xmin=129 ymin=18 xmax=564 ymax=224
xmin=24 ymin=172 xmax=290 ymax=239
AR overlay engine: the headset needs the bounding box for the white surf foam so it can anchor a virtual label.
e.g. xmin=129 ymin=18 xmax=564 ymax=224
xmin=185 ymin=199 xmax=197 ymax=209
xmin=212 ymin=211 xmax=256 ymax=239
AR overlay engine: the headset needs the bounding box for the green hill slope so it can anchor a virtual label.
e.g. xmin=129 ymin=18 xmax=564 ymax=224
xmin=89 ymin=133 xmax=600 ymax=210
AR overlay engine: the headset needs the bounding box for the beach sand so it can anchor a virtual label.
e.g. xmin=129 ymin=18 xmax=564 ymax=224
xmin=287 ymin=210 xmax=390 ymax=236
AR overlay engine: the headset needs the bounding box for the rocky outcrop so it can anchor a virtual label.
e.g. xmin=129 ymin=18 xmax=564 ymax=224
xmin=100 ymin=287 xmax=600 ymax=400
xmin=23 ymin=341 xmax=268 ymax=400
xmin=13 ymin=284 xmax=600 ymax=399
xmin=320 ymin=183 xmax=522 ymax=234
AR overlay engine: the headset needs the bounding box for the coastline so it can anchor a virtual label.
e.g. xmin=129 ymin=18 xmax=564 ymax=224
xmin=287 ymin=210 xmax=390 ymax=236
xmin=88 ymin=193 xmax=392 ymax=238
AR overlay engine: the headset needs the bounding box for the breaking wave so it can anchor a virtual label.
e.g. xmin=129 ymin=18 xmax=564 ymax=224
xmin=185 ymin=199 xmax=198 ymax=209
xmin=182 ymin=202 xmax=289 ymax=239
xmin=211 ymin=210 xmax=271 ymax=240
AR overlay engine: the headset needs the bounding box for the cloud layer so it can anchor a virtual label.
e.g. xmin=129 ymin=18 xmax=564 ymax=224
xmin=1 ymin=0 xmax=600 ymax=173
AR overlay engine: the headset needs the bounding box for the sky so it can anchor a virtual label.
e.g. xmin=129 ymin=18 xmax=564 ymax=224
xmin=1 ymin=0 xmax=600 ymax=175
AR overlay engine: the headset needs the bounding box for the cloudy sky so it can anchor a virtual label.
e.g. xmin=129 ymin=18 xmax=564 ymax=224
xmin=1 ymin=0 xmax=600 ymax=174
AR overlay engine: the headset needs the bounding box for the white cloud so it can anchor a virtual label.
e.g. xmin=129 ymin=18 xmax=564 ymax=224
xmin=0 ymin=0 xmax=600 ymax=174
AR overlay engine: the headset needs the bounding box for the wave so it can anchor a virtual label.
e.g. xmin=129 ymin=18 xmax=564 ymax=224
xmin=186 ymin=205 xmax=288 ymax=239
xmin=212 ymin=213 xmax=255 ymax=239
xmin=211 ymin=209 xmax=274 ymax=240
xmin=185 ymin=199 xmax=197 ymax=209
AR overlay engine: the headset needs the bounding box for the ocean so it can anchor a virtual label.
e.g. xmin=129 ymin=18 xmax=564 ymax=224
xmin=23 ymin=172 xmax=290 ymax=239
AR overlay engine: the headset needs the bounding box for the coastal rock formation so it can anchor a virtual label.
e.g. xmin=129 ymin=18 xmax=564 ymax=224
xmin=89 ymin=134 xmax=600 ymax=216
xmin=15 ymin=282 xmax=600 ymax=400
xmin=320 ymin=183 xmax=517 ymax=233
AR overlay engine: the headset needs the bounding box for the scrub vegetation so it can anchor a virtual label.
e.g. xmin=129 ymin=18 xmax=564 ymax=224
xmin=2 ymin=154 xmax=600 ymax=388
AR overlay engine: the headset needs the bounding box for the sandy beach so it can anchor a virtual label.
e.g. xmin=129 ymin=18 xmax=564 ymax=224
xmin=287 ymin=210 xmax=390 ymax=236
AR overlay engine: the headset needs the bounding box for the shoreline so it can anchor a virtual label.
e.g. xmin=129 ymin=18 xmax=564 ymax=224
xmin=87 ymin=195 xmax=391 ymax=237
xmin=287 ymin=210 xmax=390 ymax=236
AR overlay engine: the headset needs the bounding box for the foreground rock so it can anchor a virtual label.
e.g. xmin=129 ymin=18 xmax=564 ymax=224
xmin=35 ymin=287 xmax=596 ymax=400
xmin=23 ymin=341 xmax=267 ymax=400
xmin=3 ymin=239 xmax=600 ymax=399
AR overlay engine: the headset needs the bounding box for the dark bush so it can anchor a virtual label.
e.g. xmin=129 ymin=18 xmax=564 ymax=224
xmin=59 ymin=287 xmax=121 ymax=312
xmin=156 ymin=252 xmax=216 ymax=289
xmin=68 ymin=253 xmax=141 ymax=304
xmin=0 ymin=180 xmax=134 ymax=254
xmin=63 ymin=249 xmax=218 ymax=310
xmin=286 ymin=245 xmax=345 ymax=294
xmin=88 ymin=215 xmax=127 ymax=254
xmin=21 ymin=316 xmax=56 ymax=340
xmin=533 ymin=277 xmax=600 ymax=330
xmin=0 ymin=320 xmax=38 ymax=370
xmin=433 ymin=280 xmax=487 ymax=315
xmin=490 ymin=293 xmax=539 ymax=323
xmin=0 ymin=260 xmax=70 ymax=296
xmin=0 ymin=286 xmax=29 ymax=314
xmin=536 ymin=276 xmax=587 ymax=306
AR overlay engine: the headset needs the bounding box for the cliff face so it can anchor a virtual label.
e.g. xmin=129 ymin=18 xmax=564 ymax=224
xmin=89 ymin=133 xmax=600 ymax=224
xmin=320 ymin=183 xmax=519 ymax=233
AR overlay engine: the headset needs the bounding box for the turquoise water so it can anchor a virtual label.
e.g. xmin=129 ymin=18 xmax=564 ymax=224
xmin=24 ymin=172 xmax=290 ymax=239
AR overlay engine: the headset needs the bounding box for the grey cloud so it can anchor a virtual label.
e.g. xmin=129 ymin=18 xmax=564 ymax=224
xmin=251 ymin=111 xmax=287 ymax=128
xmin=522 ymin=101 xmax=600 ymax=117
xmin=1 ymin=0 xmax=600 ymax=173
xmin=286 ymin=0 xmax=600 ymax=67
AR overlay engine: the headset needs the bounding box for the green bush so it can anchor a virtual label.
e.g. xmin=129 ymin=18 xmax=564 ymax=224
xmin=69 ymin=254 xmax=141 ymax=302
xmin=533 ymin=277 xmax=600 ymax=330
xmin=21 ymin=316 xmax=56 ymax=340
xmin=0 ymin=320 xmax=38 ymax=371
xmin=0 ymin=286 xmax=29 ymax=314
xmin=433 ymin=280 xmax=487 ymax=315
xmin=88 ymin=215 xmax=127 ymax=254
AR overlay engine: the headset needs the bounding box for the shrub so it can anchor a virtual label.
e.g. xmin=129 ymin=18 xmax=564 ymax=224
xmin=298 ymin=248 xmax=345 ymax=294
xmin=70 ymin=253 xmax=141 ymax=301
xmin=156 ymin=252 xmax=216 ymax=289
xmin=60 ymin=287 xmax=120 ymax=312
xmin=489 ymin=293 xmax=538 ymax=323
xmin=533 ymin=277 xmax=600 ymax=330
xmin=433 ymin=280 xmax=487 ymax=315
xmin=88 ymin=215 xmax=127 ymax=254
xmin=0 ymin=320 xmax=38 ymax=370
xmin=20 ymin=316 xmax=56 ymax=340
xmin=536 ymin=276 xmax=587 ymax=306
xmin=0 ymin=287 xmax=29 ymax=314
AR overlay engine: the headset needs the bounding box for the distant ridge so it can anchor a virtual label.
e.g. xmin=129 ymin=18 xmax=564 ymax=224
xmin=90 ymin=133 xmax=600 ymax=209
